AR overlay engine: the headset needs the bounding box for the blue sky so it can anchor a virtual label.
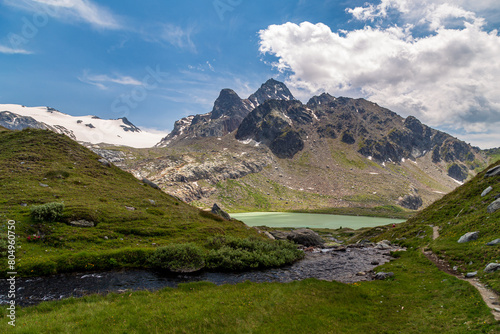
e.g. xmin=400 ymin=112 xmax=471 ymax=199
xmin=1 ymin=0 xmax=500 ymax=148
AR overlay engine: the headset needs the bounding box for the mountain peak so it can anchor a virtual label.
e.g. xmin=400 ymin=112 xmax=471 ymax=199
xmin=248 ymin=78 xmax=295 ymax=107
xmin=210 ymin=89 xmax=245 ymax=119
xmin=157 ymin=79 xmax=296 ymax=146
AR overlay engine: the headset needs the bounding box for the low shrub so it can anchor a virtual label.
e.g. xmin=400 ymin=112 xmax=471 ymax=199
xmin=30 ymin=202 xmax=64 ymax=222
xmin=205 ymin=236 xmax=304 ymax=271
xmin=148 ymin=243 xmax=205 ymax=273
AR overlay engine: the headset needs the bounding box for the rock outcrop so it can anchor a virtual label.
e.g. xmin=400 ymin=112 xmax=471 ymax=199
xmin=458 ymin=231 xmax=479 ymax=243
xmin=398 ymin=194 xmax=423 ymax=210
xmin=487 ymin=199 xmax=500 ymax=214
xmin=287 ymin=229 xmax=324 ymax=247
xmin=211 ymin=203 xmax=231 ymax=220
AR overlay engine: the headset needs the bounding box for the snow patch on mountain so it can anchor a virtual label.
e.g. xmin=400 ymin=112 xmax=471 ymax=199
xmin=0 ymin=104 xmax=165 ymax=148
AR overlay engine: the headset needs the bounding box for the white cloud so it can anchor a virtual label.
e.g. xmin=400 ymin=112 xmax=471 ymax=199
xmin=4 ymin=0 xmax=122 ymax=30
xmin=79 ymin=71 xmax=142 ymax=90
xmin=258 ymin=2 xmax=500 ymax=149
xmin=0 ymin=45 xmax=32 ymax=54
xmin=157 ymin=24 xmax=196 ymax=52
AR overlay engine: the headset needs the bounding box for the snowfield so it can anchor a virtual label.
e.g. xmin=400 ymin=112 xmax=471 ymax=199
xmin=0 ymin=104 xmax=166 ymax=148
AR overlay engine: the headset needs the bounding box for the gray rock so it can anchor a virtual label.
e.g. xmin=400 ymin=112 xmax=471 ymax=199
xmin=487 ymin=239 xmax=500 ymax=246
xmin=68 ymin=220 xmax=95 ymax=228
xmin=374 ymin=272 xmax=394 ymax=280
xmin=485 ymin=165 xmax=500 ymax=177
xmin=263 ymin=231 xmax=275 ymax=240
xmin=125 ymin=206 xmax=136 ymax=211
xmin=484 ymin=263 xmax=500 ymax=273
xmin=487 ymin=199 xmax=500 ymax=214
xmin=39 ymin=183 xmax=49 ymax=187
xmin=375 ymin=241 xmax=393 ymax=250
xmin=142 ymin=178 xmax=161 ymax=190
xmin=148 ymin=199 xmax=156 ymax=205
xmin=458 ymin=231 xmax=479 ymax=243
xmin=481 ymin=186 xmax=493 ymax=197
xmin=398 ymin=194 xmax=423 ymax=210
xmin=211 ymin=203 xmax=231 ymax=220
xmin=269 ymin=230 xmax=292 ymax=240
xmin=287 ymin=228 xmax=324 ymax=247
xmin=98 ymin=158 xmax=111 ymax=167
xmin=465 ymin=271 xmax=477 ymax=278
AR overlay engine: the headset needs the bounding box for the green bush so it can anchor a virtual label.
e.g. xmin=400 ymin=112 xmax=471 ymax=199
xmin=30 ymin=202 xmax=65 ymax=222
xmin=205 ymin=236 xmax=304 ymax=271
xmin=148 ymin=243 xmax=205 ymax=273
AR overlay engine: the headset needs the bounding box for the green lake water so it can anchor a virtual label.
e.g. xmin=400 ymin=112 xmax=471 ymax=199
xmin=231 ymin=212 xmax=405 ymax=230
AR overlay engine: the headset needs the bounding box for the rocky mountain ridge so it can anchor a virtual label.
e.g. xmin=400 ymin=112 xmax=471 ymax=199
xmin=113 ymin=79 xmax=488 ymax=212
xmin=236 ymin=93 xmax=482 ymax=181
xmin=156 ymin=79 xmax=295 ymax=146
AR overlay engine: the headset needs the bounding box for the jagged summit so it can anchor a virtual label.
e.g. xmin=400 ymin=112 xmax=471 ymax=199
xmin=248 ymin=78 xmax=295 ymax=107
xmin=156 ymin=78 xmax=295 ymax=147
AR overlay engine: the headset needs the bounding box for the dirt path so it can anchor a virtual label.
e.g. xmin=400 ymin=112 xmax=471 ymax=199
xmin=424 ymin=225 xmax=500 ymax=321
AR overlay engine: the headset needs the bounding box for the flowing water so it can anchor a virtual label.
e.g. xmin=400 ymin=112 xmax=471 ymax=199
xmin=0 ymin=213 xmax=404 ymax=306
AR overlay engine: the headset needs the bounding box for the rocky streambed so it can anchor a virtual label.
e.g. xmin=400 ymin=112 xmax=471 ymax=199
xmin=0 ymin=242 xmax=403 ymax=307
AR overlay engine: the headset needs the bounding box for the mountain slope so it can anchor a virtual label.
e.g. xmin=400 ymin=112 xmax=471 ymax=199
xmin=96 ymin=80 xmax=488 ymax=214
xmin=0 ymin=128 xmax=263 ymax=276
xmin=157 ymin=79 xmax=295 ymax=146
xmin=360 ymin=160 xmax=500 ymax=291
xmin=0 ymin=104 xmax=164 ymax=148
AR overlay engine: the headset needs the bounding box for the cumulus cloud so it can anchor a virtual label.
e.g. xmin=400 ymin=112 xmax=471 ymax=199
xmin=258 ymin=1 xmax=500 ymax=148
xmin=4 ymin=0 xmax=122 ymax=30
xmin=79 ymin=71 xmax=142 ymax=90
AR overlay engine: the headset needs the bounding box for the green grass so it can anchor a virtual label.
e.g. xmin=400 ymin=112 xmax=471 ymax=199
xmin=0 ymin=129 xmax=302 ymax=277
xmin=356 ymin=160 xmax=500 ymax=292
xmin=483 ymin=148 xmax=500 ymax=164
xmin=1 ymin=250 xmax=496 ymax=333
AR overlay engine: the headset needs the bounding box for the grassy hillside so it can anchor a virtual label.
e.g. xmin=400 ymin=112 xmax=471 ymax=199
xmin=357 ymin=160 xmax=500 ymax=291
xmin=0 ymin=129 xmax=302 ymax=277
xmin=484 ymin=148 xmax=500 ymax=163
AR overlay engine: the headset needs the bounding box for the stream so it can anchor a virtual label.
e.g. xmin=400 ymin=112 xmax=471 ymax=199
xmin=0 ymin=244 xmax=402 ymax=307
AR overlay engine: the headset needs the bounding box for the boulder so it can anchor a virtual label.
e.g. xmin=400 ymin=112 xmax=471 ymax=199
xmin=68 ymin=220 xmax=95 ymax=228
xmin=269 ymin=230 xmax=292 ymax=240
xmin=487 ymin=199 xmax=500 ymax=214
xmin=465 ymin=271 xmax=477 ymax=278
xmin=481 ymin=186 xmax=493 ymax=197
xmin=375 ymin=240 xmax=393 ymax=250
xmin=142 ymin=178 xmax=161 ymax=190
xmin=374 ymin=272 xmax=394 ymax=280
xmin=484 ymin=263 xmax=500 ymax=273
xmin=263 ymin=231 xmax=275 ymax=240
xmin=98 ymin=158 xmax=111 ymax=167
xmin=458 ymin=231 xmax=479 ymax=243
xmin=211 ymin=203 xmax=231 ymax=220
xmin=487 ymin=239 xmax=500 ymax=246
xmin=485 ymin=165 xmax=500 ymax=178
xmin=287 ymin=228 xmax=324 ymax=247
